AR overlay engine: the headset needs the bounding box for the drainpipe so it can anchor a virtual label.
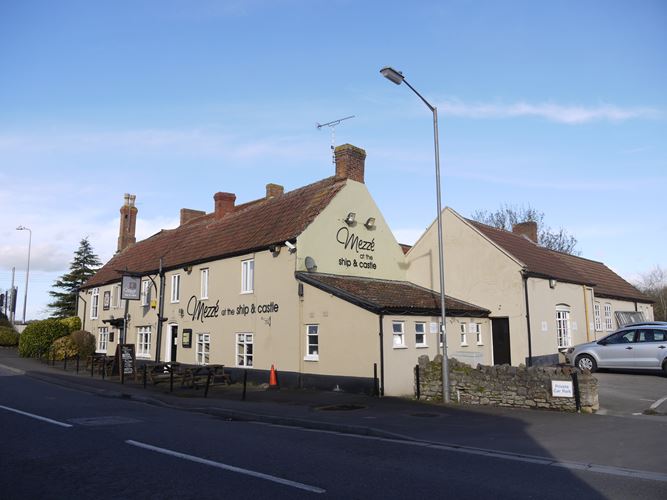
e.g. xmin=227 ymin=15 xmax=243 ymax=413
xmin=155 ymin=258 xmax=166 ymax=363
xmin=79 ymin=291 xmax=87 ymax=332
xmin=378 ymin=314 xmax=385 ymax=397
xmin=522 ymin=272 xmax=533 ymax=367
xmin=583 ymin=286 xmax=591 ymax=342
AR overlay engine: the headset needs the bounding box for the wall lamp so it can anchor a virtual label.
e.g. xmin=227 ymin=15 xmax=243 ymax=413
xmin=364 ymin=217 xmax=376 ymax=230
xmin=284 ymin=240 xmax=296 ymax=253
xmin=344 ymin=212 xmax=356 ymax=225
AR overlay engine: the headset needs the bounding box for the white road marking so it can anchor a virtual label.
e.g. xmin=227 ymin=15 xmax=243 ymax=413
xmin=252 ymin=422 xmax=667 ymax=483
xmin=125 ymin=440 xmax=325 ymax=494
xmin=649 ymin=395 xmax=667 ymax=411
xmin=0 ymin=404 xmax=73 ymax=428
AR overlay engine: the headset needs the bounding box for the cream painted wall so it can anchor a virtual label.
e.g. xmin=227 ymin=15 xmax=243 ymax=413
xmin=297 ymin=181 xmax=407 ymax=280
xmin=406 ymin=208 xmax=529 ymax=365
xmin=591 ymin=296 xmax=654 ymax=339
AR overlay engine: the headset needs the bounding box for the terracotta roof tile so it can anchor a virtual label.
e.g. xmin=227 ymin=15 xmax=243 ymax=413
xmin=84 ymin=176 xmax=347 ymax=288
xmin=296 ymin=272 xmax=490 ymax=317
xmin=468 ymin=219 xmax=651 ymax=303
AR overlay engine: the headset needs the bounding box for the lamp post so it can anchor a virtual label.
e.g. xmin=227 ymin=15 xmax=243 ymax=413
xmin=16 ymin=225 xmax=32 ymax=325
xmin=380 ymin=66 xmax=450 ymax=403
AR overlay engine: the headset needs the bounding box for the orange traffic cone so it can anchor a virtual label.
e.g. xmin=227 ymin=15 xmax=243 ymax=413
xmin=269 ymin=364 xmax=279 ymax=389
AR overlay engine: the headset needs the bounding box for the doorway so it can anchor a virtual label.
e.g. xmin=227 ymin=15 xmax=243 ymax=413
xmin=491 ymin=317 xmax=511 ymax=365
xmin=165 ymin=324 xmax=178 ymax=363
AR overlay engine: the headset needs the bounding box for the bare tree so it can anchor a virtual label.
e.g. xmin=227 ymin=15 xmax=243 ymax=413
xmin=470 ymin=204 xmax=579 ymax=255
xmin=635 ymin=266 xmax=667 ymax=321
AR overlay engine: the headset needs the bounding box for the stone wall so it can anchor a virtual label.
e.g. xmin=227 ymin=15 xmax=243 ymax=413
xmin=417 ymin=355 xmax=599 ymax=413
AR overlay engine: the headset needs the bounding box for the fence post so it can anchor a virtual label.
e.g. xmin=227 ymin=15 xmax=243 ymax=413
xmin=204 ymin=372 xmax=212 ymax=398
xmin=76 ymin=354 xmax=80 ymax=375
xmin=143 ymin=364 xmax=148 ymax=389
xmin=241 ymin=370 xmax=248 ymax=401
xmin=414 ymin=364 xmax=421 ymax=400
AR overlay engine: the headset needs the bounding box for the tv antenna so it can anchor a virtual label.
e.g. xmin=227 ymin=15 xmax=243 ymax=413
xmin=316 ymin=115 xmax=355 ymax=164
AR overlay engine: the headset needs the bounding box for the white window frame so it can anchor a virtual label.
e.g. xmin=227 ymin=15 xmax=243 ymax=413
xmin=90 ymin=288 xmax=99 ymax=319
xmin=415 ymin=322 xmax=427 ymax=348
xmin=392 ymin=321 xmax=406 ymax=348
xmin=604 ymin=303 xmax=613 ymax=331
xmin=141 ymin=280 xmax=150 ymax=307
xmin=97 ymin=327 xmax=109 ymax=353
xmin=459 ymin=323 xmax=468 ymax=346
xmin=472 ymin=323 xmax=483 ymax=345
xmin=196 ymin=333 xmax=210 ymax=365
xmin=241 ymin=259 xmax=254 ymax=294
xmin=594 ymin=302 xmax=602 ymax=332
xmin=556 ymin=306 xmax=572 ymax=349
xmin=236 ymin=333 xmax=254 ymax=367
xmin=305 ymin=324 xmax=319 ymax=361
xmin=200 ymin=268 xmax=209 ymax=300
xmin=137 ymin=326 xmax=152 ymax=358
xmin=171 ymin=274 xmax=180 ymax=303
xmin=111 ymin=284 xmax=121 ymax=309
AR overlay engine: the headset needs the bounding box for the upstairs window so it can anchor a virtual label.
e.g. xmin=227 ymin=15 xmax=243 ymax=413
xmin=201 ymin=268 xmax=209 ymax=299
xmin=241 ymin=259 xmax=254 ymax=293
xmin=141 ymin=280 xmax=151 ymax=307
xmin=111 ymin=284 xmax=121 ymax=309
xmin=171 ymin=274 xmax=180 ymax=303
xmin=90 ymin=288 xmax=99 ymax=319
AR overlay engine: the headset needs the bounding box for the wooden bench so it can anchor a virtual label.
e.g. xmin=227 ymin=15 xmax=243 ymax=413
xmin=181 ymin=365 xmax=231 ymax=394
xmin=86 ymin=354 xmax=115 ymax=377
xmin=144 ymin=363 xmax=182 ymax=387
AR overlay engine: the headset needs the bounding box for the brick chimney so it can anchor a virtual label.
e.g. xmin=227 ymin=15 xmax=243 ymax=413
xmin=214 ymin=192 xmax=236 ymax=219
xmin=512 ymin=221 xmax=538 ymax=244
xmin=180 ymin=208 xmax=206 ymax=226
xmin=265 ymin=183 xmax=284 ymax=199
xmin=334 ymin=144 xmax=366 ymax=183
xmin=117 ymin=193 xmax=137 ymax=253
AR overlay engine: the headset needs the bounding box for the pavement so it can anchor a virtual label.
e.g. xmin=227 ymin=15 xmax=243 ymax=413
xmin=2 ymin=347 xmax=667 ymax=476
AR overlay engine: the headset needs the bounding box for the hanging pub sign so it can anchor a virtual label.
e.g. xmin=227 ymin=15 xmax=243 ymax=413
xmin=121 ymin=275 xmax=141 ymax=300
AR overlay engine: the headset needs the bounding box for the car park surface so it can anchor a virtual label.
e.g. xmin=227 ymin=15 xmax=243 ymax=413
xmin=594 ymin=370 xmax=667 ymax=417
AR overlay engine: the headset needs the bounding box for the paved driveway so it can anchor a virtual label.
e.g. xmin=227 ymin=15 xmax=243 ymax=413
xmin=595 ymin=370 xmax=667 ymax=417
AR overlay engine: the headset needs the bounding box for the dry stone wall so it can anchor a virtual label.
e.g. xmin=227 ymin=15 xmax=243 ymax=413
xmin=417 ymin=355 xmax=598 ymax=413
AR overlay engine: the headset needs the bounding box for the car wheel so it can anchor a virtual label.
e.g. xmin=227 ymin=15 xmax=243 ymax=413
xmin=576 ymin=354 xmax=597 ymax=372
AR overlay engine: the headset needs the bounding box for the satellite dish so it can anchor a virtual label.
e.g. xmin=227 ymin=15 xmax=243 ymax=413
xmin=305 ymin=256 xmax=317 ymax=272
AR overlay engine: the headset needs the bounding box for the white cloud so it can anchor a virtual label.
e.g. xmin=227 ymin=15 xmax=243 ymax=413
xmin=438 ymin=99 xmax=660 ymax=124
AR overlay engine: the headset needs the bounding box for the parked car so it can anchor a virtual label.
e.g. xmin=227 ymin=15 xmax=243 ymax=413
xmin=565 ymin=323 xmax=667 ymax=373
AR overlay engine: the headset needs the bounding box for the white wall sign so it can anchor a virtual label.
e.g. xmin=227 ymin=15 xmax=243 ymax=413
xmin=572 ymin=321 xmax=578 ymax=331
xmin=551 ymin=380 xmax=574 ymax=398
xmin=541 ymin=321 xmax=548 ymax=332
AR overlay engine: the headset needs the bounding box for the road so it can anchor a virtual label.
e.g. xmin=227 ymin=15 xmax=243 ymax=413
xmin=1 ymin=368 xmax=666 ymax=499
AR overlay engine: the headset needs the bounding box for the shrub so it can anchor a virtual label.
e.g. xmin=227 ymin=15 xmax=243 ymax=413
xmin=18 ymin=319 xmax=70 ymax=358
xmin=70 ymin=330 xmax=96 ymax=358
xmin=0 ymin=326 xmax=19 ymax=346
xmin=51 ymin=336 xmax=78 ymax=360
xmin=59 ymin=316 xmax=82 ymax=333
xmin=0 ymin=314 xmax=13 ymax=329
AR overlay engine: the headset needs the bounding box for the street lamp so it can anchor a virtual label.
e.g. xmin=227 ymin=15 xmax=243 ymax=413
xmin=380 ymin=66 xmax=450 ymax=403
xmin=16 ymin=225 xmax=32 ymax=325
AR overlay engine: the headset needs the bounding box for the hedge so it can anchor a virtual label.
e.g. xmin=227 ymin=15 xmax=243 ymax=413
xmin=18 ymin=319 xmax=70 ymax=358
xmin=69 ymin=330 xmax=96 ymax=359
xmin=0 ymin=326 xmax=19 ymax=346
xmin=59 ymin=316 xmax=82 ymax=333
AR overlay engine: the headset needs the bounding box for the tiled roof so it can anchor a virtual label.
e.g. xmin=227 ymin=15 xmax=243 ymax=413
xmin=296 ymin=272 xmax=490 ymax=317
xmin=399 ymin=243 xmax=412 ymax=255
xmin=467 ymin=220 xmax=651 ymax=303
xmin=84 ymin=176 xmax=347 ymax=288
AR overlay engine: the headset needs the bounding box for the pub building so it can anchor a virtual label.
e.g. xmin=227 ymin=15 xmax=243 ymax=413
xmin=79 ymin=144 xmax=490 ymax=396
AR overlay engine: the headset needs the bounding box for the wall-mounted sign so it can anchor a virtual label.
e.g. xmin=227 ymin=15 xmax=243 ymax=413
xmin=336 ymin=226 xmax=378 ymax=271
xmin=182 ymin=329 xmax=192 ymax=348
xmin=551 ymin=380 xmax=574 ymax=398
xmin=186 ymin=296 xmax=280 ymax=323
xmin=103 ymin=291 xmax=111 ymax=310
xmin=121 ymin=276 xmax=141 ymax=300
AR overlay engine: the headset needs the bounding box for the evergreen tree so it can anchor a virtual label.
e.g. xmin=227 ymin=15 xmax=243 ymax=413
xmin=48 ymin=238 xmax=102 ymax=318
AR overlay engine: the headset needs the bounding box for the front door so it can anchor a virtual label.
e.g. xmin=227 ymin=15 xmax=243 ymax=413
xmin=165 ymin=324 xmax=178 ymax=363
xmin=492 ymin=317 xmax=511 ymax=365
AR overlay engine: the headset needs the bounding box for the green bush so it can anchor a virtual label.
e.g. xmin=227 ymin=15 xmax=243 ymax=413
xmin=0 ymin=315 xmax=13 ymax=329
xmin=52 ymin=336 xmax=78 ymax=360
xmin=59 ymin=316 xmax=82 ymax=333
xmin=70 ymin=330 xmax=96 ymax=358
xmin=0 ymin=326 xmax=19 ymax=346
xmin=18 ymin=319 xmax=70 ymax=358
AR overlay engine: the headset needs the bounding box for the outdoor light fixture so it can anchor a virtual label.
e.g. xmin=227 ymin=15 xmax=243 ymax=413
xmin=284 ymin=240 xmax=296 ymax=253
xmin=16 ymin=225 xmax=32 ymax=324
xmin=344 ymin=212 xmax=356 ymax=225
xmin=380 ymin=65 xmax=451 ymax=403
xmin=364 ymin=217 xmax=376 ymax=230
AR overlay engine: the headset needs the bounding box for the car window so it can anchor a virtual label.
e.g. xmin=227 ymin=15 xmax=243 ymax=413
xmin=651 ymin=329 xmax=666 ymax=342
xmin=637 ymin=329 xmax=654 ymax=342
xmin=606 ymin=330 xmax=636 ymax=344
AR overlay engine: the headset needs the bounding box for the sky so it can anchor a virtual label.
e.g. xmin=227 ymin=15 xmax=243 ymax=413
xmin=1 ymin=0 xmax=665 ymax=320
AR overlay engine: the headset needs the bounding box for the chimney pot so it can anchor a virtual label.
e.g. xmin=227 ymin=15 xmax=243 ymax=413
xmin=334 ymin=144 xmax=366 ymax=183
xmin=266 ymin=183 xmax=284 ymax=199
xmin=214 ymin=192 xmax=236 ymax=219
xmin=512 ymin=221 xmax=538 ymax=244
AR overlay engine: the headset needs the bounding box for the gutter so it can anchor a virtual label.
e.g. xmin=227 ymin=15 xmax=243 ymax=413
xmin=378 ymin=314 xmax=385 ymax=397
xmin=522 ymin=272 xmax=533 ymax=367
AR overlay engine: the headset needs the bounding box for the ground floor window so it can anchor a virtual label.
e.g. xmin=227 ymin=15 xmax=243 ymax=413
xmin=594 ymin=303 xmax=602 ymax=332
xmin=459 ymin=323 xmax=468 ymax=346
xmin=604 ymin=303 xmax=613 ymax=331
xmin=196 ymin=333 xmax=210 ymax=365
xmin=137 ymin=326 xmax=152 ymax=358
xmin=305 ymin=324 xmax=319 ymax=360
xmin=556 ymin=306 xmax=571 ymax=349
xmin=415 ymin=322 xmax=427 ymax=347
xmin=236 ymin=333 xmax=253 ymax=367
xmin=392 ymin=321 xmax=405 ymax=348
xmin=471 ymin=323 xmax=483 ymax=345
xmin=97 ymin=327 xmax=109 ymax=353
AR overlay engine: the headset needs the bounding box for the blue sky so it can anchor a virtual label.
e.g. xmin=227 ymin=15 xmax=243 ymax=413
xmin=1 ymin=0 xmax=665 ymax=320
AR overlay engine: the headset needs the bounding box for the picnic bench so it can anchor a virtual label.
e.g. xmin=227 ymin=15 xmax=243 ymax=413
xmin=181 ymin=364 xmax=231 ymax=391
xmin=86 ymin=353 xmax=115 ymax=377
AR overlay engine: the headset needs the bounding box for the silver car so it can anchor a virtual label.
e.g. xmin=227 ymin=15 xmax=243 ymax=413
xmin=565 ymin=322 xmax=667 ymax=373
